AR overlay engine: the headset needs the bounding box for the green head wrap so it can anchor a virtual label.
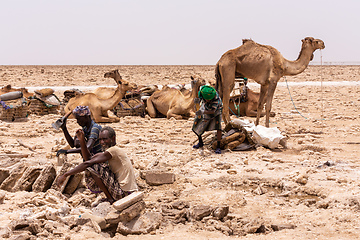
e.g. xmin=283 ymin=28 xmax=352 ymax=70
xmin=198 ymin=85 xmax=216 ymax=100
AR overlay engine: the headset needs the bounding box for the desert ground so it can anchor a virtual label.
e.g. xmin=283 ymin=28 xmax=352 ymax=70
xmin=0 ymin=65 xmax=360 ymax=239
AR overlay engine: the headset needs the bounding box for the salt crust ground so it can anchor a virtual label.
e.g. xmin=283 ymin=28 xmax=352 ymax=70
xmin=0 ymin=65 xmax=360 ymax=239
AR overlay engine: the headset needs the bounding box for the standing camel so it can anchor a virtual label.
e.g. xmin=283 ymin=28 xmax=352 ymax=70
xmin=215 ymin=37 xmax=325 ymax=127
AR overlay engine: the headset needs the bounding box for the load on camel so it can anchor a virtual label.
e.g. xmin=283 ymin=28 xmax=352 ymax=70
xmin=215 ymin=37 xmax=325 ymax=127
xmin=0 ymin=85 xmax=33 ymax=99
xmin=64 ymin=70 xmax=137 ymax=123
xmin=209 ymin=79 xmax=275 ymax=118
xmin=146 ymin=76 xmax=206 ymax=119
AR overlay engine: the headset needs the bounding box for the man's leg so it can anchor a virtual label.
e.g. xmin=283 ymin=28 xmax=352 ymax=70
xmin=193 ymin=134 xmax=204 ymax=149
xmin=90 ymin=173 xmax=115 ymax=203
xmin=215 ymin=129 xmax=222 ymax=154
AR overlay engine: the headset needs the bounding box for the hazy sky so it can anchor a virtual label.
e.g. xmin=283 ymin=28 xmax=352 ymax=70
xmin=1 ymin=0 xmax=359 ymax=65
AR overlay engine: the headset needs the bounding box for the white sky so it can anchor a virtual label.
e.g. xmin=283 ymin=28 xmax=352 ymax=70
xmin=1 ymin=0 xmax=359 ymax=65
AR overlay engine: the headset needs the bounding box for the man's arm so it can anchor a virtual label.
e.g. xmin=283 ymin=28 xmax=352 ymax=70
xmin=57 ymin=150 xmax=112 ymax=186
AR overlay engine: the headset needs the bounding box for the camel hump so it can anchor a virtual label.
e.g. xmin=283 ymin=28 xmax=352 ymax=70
xmin=242 ymin=39 xmax=254 ymax=45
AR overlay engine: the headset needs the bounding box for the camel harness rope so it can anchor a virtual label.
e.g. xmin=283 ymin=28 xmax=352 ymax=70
xmin=284 ymin=49 xmax=325 ymax=121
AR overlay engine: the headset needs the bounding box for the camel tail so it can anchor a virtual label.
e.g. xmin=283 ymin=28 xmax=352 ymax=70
xmin=215 ymin=63 xmax=222 ymax=97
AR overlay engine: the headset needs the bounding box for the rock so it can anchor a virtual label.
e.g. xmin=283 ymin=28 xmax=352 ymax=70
xmin=63 ymin=172 xmax=83 ymax=194
xmin=142 ymin=170 xmax=176 ymax=186
xmin=51 ymin=162 xmax=75 ymax=192
xmin=212 ymin=206 xmax=229 ymax=220
xmin=0 ymin=190 xmax=5 ymax=204
xmin=116 ymin=212 xmax=162 ymax=235
xmin=0 ymin=162 xmax=27 ymax=192
xmin=81 ymin=212 xmax=107 ymax=230
xmin=13 ymin=166 xmax=42 ymax=191
xmin=190 ymin=205 xmax=213 ymax=221
xmin=92 ymin=201 xmax=114 ymax=217
xmin=107 ymin=200 xmax=146 ymax=225
xmin=171 ymin=200 xmax=190 ymax=210
xmin=295 ymin=174 xmax=308 ymax=185
xmin=32 ymin=165 xmax=56 ymax=192
xmin=9 ymin=219 xmax=42 ymax=235
xmin=113 ymin=191 xmax=144 ymax=211
xmin=271 ymin=224 xmax=296 ymax=231
xmin=243 ymin=218 xmax=265 ymax=234
xmin=0 ymin=168 xmax=10 ymax=185
xmin=119 ymin=200 xmax=146 ymax=222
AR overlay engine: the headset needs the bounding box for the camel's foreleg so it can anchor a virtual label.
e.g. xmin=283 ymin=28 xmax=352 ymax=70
xmin=166 ymin=109 xmax=184 ymax=120
xmin=146 ymin=98 xmax=157 ymax=118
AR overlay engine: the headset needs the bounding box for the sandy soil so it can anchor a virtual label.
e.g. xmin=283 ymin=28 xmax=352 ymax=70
xmin=0 ymin=65 xmax=360 ymax=239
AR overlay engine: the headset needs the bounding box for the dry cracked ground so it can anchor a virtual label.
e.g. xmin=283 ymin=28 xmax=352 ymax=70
xmin=0 ymin=65 xmax=359 ymax=240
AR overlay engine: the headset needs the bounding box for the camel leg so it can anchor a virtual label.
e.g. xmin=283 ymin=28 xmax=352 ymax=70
xmin=255 ymin=84 xmax=268 ymax=126
xmin=167 ymin=109 xmax=183 ymax=120
xmin=218 ymin=65 xmax=236 ymax=125
xmin=146 ymin=98 xmax=157 ymax=118
xmin=264 ymin=81 xmax=278 ymax=127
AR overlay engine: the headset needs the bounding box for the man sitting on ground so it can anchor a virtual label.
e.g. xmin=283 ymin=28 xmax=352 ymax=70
xmin=57 ymin=126 xmax=138 ymax=204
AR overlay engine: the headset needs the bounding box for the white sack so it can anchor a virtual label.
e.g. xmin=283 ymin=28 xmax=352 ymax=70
xmin=253 ymin=125 xmax=285 ymax=149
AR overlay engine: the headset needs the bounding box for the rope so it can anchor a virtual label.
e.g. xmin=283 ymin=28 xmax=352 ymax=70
xmin=284 ymin=51 xmax=325 ymax=121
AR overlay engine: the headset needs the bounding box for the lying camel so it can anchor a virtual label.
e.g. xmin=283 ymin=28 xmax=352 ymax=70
xmin=209 ymin=79 xmax=274 ymax=118
xmin=0 ymin=85 xmax=33 ymax=98
xmin=64 ymin=70 xmax=137 ymax=123
xmin=228 ymin=86 xmax=275 ymax=118
xmin=146 ymin=76 xmax=205 ymax=119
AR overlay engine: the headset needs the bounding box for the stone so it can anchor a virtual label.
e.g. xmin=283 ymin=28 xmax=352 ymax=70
xmin=113 ymin=191 xmax=144 ymax=211
xmin=32 ymin=165 xmax=56 ymax=192
xmin=81 ymin=212 xmax=107 ymax=230
xmin=92 ymin=201 xmax=114 ymax=217
xmin=116 ymin=212 xmax=162 ymax=235
xmin=142 ymin=170 xmax=175 ymax=186
xmin=120 ymin=200 xmax=146 ymax=222
xmin=0 ymin=168 xmax=10 ymax=185
xmin=51 ymin=162 xmax=75 ymax=192
xmin=271 ymin=224 xmax=296 ymax=231
xmin=212 ymin=206 xmax=229 ymax=220
xmin=63 ymin=172 xmax=83 ymax=194
xmin=190 ymin=205 xmax=213 ymax=221
xmin=0 ymin=162 xmax=27 ymax=192
xmin=13 ymin=166 xmax=42 ymax=191
xmin=0 ymin=190 xmax=5 ymax=203
xmin=10 ymin=219 xmax=42 ymax=235
xmin=106 ymin=200 xmax=146 ymax=225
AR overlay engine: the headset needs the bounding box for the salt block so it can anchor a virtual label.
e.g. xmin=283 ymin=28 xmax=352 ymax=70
xmin=143 ymin=170 xmax=176 ymax=186
xmin=13 ymin=166 xmax=42 ymax=191
xmin=32 ymin=165 xmax=56 ymax=192
xmin=0 ymin=162 xmax=27 ymax=192
xmin=113 ymin=191 xmax=144 ymax=211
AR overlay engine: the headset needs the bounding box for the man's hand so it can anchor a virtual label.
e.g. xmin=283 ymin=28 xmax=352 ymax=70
xmin=75 ymin=129 xmax=85 ymax=140
xmin=195 ymin=110 xmax=204 ymax=116
xmin=56 ymin=149 xmax=67 ymax=157
xmin=57 ymin=174 xmax=67 ymax=187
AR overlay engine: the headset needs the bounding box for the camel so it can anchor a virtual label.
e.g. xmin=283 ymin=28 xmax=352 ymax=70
xmin=0 ymin=85 xmax=33 ymax=98
xmin=215 ymin=37 xmax=325 ymax=127
xmin=64 ymin=70 xmax=137 ymax=123
xmin=228 ymin=86 xmax=275 ymax=118
xmin=209 ymin=79 xmax=274 ymax=118
xmin=146 ymin=76 xmax=205 ymax=119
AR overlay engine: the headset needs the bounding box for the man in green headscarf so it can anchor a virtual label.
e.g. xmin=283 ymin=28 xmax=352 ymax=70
xmin=192 ymin=85 xmax=223 ymax=154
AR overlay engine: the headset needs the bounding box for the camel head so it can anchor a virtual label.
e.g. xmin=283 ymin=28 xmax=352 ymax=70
xmin=104 ymin=69 xmax=137 ymax=93
xmin=301 ymin=37 xmax=325 ymax=61
xmin=104 ymin=69 xmax=121 ymax=80
xmin=190 ymin=76 xmax=206 ymax=91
